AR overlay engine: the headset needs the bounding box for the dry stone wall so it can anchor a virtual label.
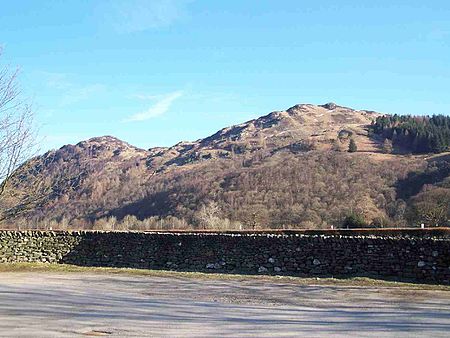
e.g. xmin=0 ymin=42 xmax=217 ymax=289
xmin=0 ymin=230 xmax=449 ymax=284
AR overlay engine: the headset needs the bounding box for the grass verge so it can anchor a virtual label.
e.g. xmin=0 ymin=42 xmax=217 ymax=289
xmin=0 ymin=262 xmax=449 ymax=291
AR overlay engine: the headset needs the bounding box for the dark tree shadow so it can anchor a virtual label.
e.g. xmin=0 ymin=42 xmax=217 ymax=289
xmin=395 ymin=160 xmax=450 ymax=200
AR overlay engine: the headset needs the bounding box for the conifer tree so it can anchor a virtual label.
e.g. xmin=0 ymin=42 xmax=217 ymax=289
xmin=348 ymin=139 xmax=357 ymax=152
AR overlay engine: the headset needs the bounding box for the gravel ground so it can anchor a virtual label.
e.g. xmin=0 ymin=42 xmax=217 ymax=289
xmin=0 ymin=272 xmax=449 ymax=337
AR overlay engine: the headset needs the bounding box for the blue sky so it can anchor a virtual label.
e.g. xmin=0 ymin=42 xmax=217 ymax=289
xmin=1 ymin=1 xmax=449 ymax=151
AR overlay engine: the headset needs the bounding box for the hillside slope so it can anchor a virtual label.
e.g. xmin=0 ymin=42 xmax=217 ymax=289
xmin=3 ymin=103 xmax=449 ymax=230
xmin=146 ymin=102 xmax=381 ymax=169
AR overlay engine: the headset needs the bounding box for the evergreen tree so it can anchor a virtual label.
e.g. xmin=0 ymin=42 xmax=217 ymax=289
xmin=348 ymin=139 xmax=357 ymax=153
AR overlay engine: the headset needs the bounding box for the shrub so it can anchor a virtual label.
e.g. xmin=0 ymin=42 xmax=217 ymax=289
xmin=342 ymin=213 xmax=367 ymax=228
xmin=370 ymin=216 xmax=390 ymax=228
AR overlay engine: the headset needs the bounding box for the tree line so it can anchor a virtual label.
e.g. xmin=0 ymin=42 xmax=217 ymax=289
xmin=371 ymin=114 xmax=450 ymax=154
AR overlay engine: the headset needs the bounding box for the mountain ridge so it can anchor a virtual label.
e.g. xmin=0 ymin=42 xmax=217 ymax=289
xmin=3 ymin=102 xmax=449 ymax=230
xmin=51 ymin=102 xmax=381 ymax=164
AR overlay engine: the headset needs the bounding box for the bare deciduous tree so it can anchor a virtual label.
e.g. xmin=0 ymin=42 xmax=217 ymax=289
xmin=0 ymin=50 xmax=85 ymax=224
xmin=0 ymin=49 xmax=37 ymax=219
xmin=411 ymin=187 xmax=450 ymax=227
xmin=195 ymin=201 xmax=223 ymax=229
xmin=382 ymin=138 xmax=393 ymax=154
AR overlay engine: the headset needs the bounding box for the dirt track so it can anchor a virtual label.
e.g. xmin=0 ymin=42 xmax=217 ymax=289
xmin=0 ymin=272 xmax=449 ymax=337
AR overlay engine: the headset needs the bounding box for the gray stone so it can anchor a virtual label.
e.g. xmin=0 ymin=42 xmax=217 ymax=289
xmin=274 ymin=267 xmax=282 ymax=273
xmin=313 ymin=259 xmax=321 ymax=266
xmin=417 ymin=261 xmax=426 ymax=268
xmin=258 ymin=266 xmax=268 ymax=273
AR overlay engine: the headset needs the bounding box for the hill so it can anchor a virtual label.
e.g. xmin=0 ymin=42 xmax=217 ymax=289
xmin=3 ymin=103 xmax=450 ymax=230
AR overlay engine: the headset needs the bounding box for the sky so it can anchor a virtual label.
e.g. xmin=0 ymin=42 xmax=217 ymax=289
xmin=1 ymin=1 xmax=449 ymax=151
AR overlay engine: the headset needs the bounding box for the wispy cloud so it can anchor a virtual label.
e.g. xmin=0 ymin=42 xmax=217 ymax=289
xmin=99 ymin=0 xmax=191 ymax=33
xmin=130 ymin=93 xmax=165 ymax=100
xmin=40 ymin=71 xmax=71 ymax=90
xmin=59 ymin=84 xmax=106 ymax=106
xmin=124 ymin=90 xmax=183 ymax=122
xmin=38 ymin=71 xmax=106 ymax=107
